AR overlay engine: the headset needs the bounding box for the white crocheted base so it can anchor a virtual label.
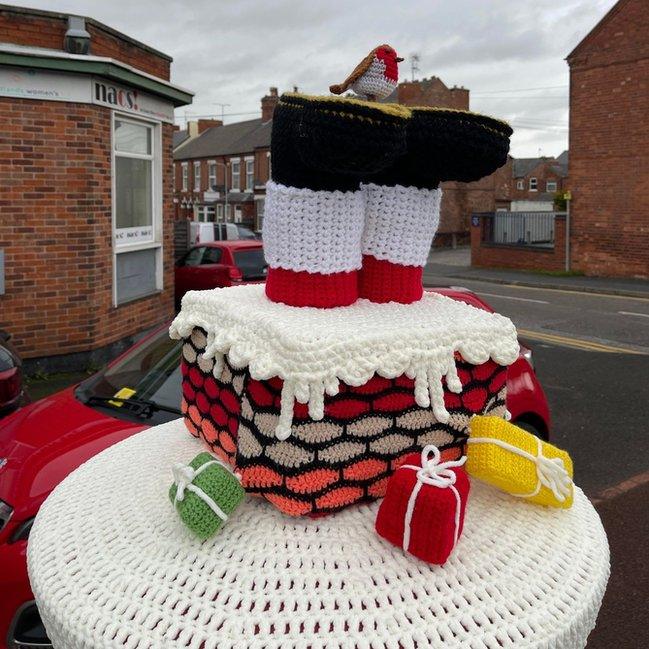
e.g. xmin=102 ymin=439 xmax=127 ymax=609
xmin=362 ymin=183 xmax=442 ymax=266
xmin=28 ymin=419 xmax=610 ymax=649
xmin=262 ymin=180 xmax=364 ymax=275
xmin=170 ymin=284 xmax=520 ymax=439
xmin=351 ymin=56 xmax=398 ymax=100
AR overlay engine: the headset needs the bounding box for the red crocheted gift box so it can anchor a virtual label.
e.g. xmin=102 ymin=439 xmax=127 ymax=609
xmin=180 ymin=327 xmax=507 ymax=517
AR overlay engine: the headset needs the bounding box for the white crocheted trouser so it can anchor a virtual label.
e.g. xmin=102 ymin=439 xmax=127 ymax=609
xmin=263 ymin=180 xmax=365 ymax=274
xmin=361 ymin=183 xmax=443 ymax=267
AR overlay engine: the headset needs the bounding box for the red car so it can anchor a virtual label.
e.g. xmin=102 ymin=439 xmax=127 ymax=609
xmin=175 ymin=241 xmax=267 ymax=308
xmin=0 ymin=288 xmax=549 ymax=648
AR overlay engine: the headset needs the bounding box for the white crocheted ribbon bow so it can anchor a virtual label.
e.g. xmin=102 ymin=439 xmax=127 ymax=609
xmin=399 ymin=445 xmax=467 ymax=554
xmin=172 ymin=459 xmax=239 ymax=522
xmin=467 ymin=436 xmax=572 ymax=502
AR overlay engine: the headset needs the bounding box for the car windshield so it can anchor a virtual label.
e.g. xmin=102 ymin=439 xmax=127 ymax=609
xmin=234 ymin=248 xmax=267 ymax=280
xmin=75 ymin=326 xmax=182 ymax=425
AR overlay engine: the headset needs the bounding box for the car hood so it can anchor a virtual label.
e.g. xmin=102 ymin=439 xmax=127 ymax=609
xmin=0 ymin=387 xmax=145 ymax=521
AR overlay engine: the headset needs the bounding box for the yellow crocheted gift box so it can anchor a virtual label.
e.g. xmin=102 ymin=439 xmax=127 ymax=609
xmin=466 ymin=416 xmax=573 ymax=508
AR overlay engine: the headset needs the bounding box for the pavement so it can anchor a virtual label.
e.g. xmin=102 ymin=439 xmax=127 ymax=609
xmin=425 ymin=246 xmax=649 ymax=648
xmin=425 ymin=246 xmax=649 ymax=298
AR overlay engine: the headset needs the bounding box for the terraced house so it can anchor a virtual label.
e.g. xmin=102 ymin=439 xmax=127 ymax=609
xmin=173 ymin=88 xmax=277 ymax=231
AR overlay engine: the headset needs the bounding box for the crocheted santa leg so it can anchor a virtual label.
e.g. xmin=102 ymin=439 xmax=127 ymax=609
xmin=262 ymin=180 xmax=364 ymax=307
xmin=359 ymin=183 xmax=442 ymax=303
xmin=264 ymin=94 xmax=411 ymax=307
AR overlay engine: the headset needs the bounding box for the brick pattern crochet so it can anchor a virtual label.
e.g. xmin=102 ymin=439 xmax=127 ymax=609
xmin=180 ymin=326 xmax=506 ymax=516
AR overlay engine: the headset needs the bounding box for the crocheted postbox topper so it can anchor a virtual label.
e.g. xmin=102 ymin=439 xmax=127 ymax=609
xmin=375 ymin=445 xmax=470 ymax=564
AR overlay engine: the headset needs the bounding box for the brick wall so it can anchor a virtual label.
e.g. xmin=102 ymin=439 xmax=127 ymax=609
xmin=567 ymin=0 xmax=649 ymax=278
xmin=0 ymin=97 xmax=175 ymax=361
xmin=0 ymin=6 xmax=171 ymax=80
xmin=471 ymin=214 xmax=566 ymax=271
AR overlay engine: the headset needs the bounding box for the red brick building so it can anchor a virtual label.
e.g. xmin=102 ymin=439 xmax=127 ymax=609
xmin=0 ymin=5 xmax=193 ymax=370
xmin=173 ymin=89 xmax=276 ymax=230
xmin=510 ymin=153 xmax=568 ymax=210
xmin=567 ymin=0 xmax=649 ymax=278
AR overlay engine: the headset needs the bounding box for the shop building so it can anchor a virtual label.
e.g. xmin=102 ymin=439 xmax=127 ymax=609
xmin=0 ymin=5 xmax=193 ymax=370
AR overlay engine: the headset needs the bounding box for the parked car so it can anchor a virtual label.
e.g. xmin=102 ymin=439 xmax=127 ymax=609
xmin=175 ymin=241 xmax=267 ymax=309
xmin=0 ymin=331 xmax=26 ymax=419
xmin=0 ymin=288 xmax=550 ymax=648
xmin=190 ymin=221 xmax=259 ymax=244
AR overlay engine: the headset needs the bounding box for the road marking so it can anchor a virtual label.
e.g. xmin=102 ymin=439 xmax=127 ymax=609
xmin=591 ymin=470 xmax=649 ymax=505
xmin=618 ymin=310 xmax=649 ymax=318
xmin=517 ymin=328 xmax=647 ymax=354
xmin=478 ymin=292 xmax=549 ymax=304
xmin=496 ymin=283 xmax=649 ymax=302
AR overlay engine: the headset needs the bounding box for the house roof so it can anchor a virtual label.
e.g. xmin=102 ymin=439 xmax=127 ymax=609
xmin=174 ymin=118 xmax=271 ymax=160
xmin=513 ymin=155 xmax=568 ymax=178
xmin=567 ymin=0 xmax=630 ymax=61
xmin=173 ymin=130 xmax=190 ymax=149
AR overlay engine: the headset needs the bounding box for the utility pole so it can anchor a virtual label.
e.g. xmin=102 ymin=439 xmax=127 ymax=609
xmin=410 ymin=53 xmax=420 ymax=82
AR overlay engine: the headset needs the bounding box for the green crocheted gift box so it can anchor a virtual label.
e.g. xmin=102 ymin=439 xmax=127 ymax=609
xmin=169 ymin=452 xmax=245 ymax=540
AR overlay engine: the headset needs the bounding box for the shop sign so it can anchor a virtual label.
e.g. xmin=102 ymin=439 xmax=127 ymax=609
xmin=0 ymin=66 xmax=89 ymax=102
xmin=0 ymin=66 xmax=174 ymax=123
xmin=92 ymin=79 xmax=174 ymax=123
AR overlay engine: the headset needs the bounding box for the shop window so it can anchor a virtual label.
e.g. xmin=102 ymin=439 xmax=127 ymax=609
xmin=194 ymin=161 xmax=201 ymax=192
xmin=181 ymin=162 xmax=188 ymax=191
xmin=245 ymin=158 xmax=254 ymax=190
xmin=113 ymin=116 xmax=162 ymax=305
xmin=546 ymin=180 xmax=557 ymax=192
xmin=529 ymin=177 xmax=537 ymax=191
xmin=231 ymin=160 xmax=240 ymax=191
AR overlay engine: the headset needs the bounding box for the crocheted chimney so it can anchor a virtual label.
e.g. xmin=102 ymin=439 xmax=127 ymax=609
xmin=171 ymin=50 xmax=516 ymax=517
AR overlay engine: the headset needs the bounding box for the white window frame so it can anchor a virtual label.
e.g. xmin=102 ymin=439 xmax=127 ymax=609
xmin=516 ymin=179 xmax=524 ymax=190
xmin=193 ymin=161 xmax=201 ymax=192
xmin=181 ymin=162 xmax=188 ymax=191
xmin=216 ymin=203 xmax=224 ymax=221
xmin=529 ymin=177 xmax=538 ymax=191
xmin=546 ymin=180 xmax=557 ymax=192
xmin=233 ymin=205 xmax=242 ymax=223
xmin=245 ymin=155 xmax=254 ymax=191
xmin=230 ymin=157 xmax=241 ymax=191
xmin=208 ymin=160 xmax=217 ymax=189
xmin=111 ymin=113 xmax=163 ymax=307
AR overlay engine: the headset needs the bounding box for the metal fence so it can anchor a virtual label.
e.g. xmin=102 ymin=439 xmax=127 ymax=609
xmin=478 ymin=211 xmax=565 ymax=249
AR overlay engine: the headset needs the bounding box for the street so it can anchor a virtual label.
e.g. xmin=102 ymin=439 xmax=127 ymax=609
xmin=425 ymin=262 xmax=649 ymax=648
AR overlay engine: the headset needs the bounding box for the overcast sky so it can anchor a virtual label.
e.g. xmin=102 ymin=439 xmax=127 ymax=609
xmin=24 ymin=0 xmax=616 ymax=158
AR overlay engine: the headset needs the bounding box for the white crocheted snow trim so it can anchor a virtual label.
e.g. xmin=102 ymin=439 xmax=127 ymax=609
xmin=262 ymin=180 xmax=364 ymax=275
xmin=362 ymin=183 xmax=442 ymax=266
xmin=170 ymin=284 xmax=519 ymax=441
xmin=351 ymin=56 xmax=398 ymax=100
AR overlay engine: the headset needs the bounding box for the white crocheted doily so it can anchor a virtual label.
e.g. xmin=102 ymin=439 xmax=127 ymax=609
xmin=28 ymin=419 xmax=609 ymax=649
xmin=170 ymin=285 xmax=520 ymax=439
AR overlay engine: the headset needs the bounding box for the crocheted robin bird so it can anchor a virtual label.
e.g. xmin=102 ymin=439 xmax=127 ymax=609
xmin=329 ymin=44 xmax=404 ymax=101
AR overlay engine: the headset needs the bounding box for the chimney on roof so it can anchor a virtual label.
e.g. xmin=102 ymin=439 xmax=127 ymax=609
xmin=197 ymin=119 xmax=222 ymax=134
xmin=261 ymin=87 xmax=279 ymax=122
